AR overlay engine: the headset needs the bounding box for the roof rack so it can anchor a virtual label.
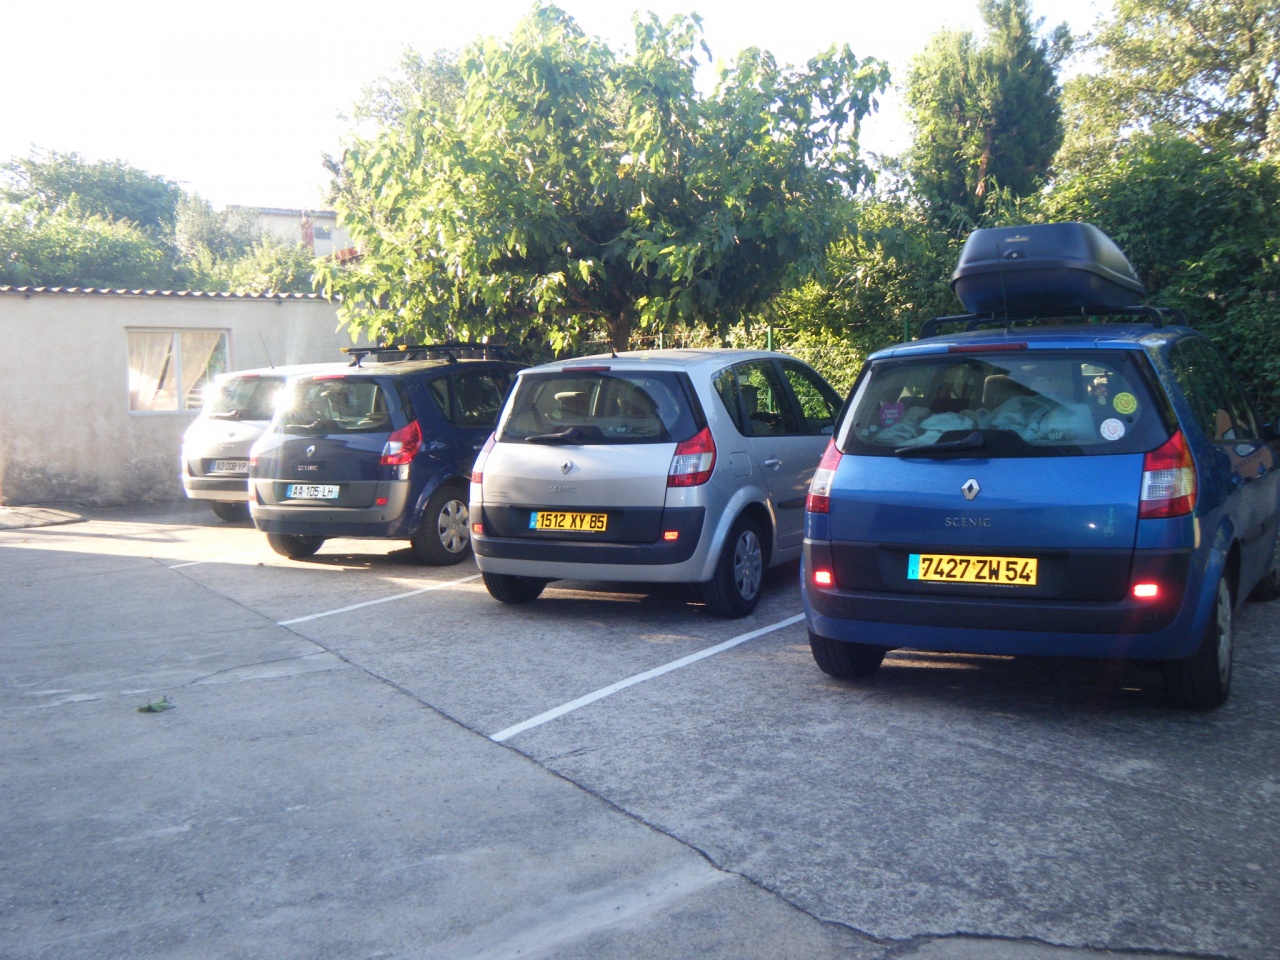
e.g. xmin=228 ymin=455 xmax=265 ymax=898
xmin=917 ymin=305 xmax=1187 ymax=340
xmin=341 ymin=341 xmax=508 ymax=366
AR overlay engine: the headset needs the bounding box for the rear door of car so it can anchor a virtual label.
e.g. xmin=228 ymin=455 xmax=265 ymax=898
xmin=187 ymin=374 xmax=286 ymax=479
xmin=826 ymin=345 xmax=1170 ymax=601
xmin=719 ymin=359 xmax=839 ymax=552
xmin=479 ymin=367 xmax=695 ymax=543
xmin=256 ymin=373 xmax=405 ymax=508
xmin=421 ymin=365 xmax=519 ymax=475
xmin=1168 ymin=336 xmax=1280 ymax=587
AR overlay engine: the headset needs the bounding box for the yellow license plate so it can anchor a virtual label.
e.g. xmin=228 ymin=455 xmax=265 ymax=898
xmin=530 ymin=511 xmax=608 ymax=532
xmin=909 ymin=553 xmax=1038 ymax=586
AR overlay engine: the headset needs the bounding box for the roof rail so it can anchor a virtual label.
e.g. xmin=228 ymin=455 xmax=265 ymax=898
xmin=917 ymin=305 xmax=1186 ymax=340
xmin=341 ymin=341 xmax=508 ymax=366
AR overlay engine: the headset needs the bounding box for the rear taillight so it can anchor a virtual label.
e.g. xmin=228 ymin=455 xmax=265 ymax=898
xmin=1139 ymin=430 xmax=1196 ymax=519
xmin=381 ymin=420 xmax=422 ymax=466
xmin=471 ymin=433 xmax=496 ymax=484
xmin=668 ymin=427 xmax=716 ymax=487
xmin=806 ymin=441 xmax=842 ymax=514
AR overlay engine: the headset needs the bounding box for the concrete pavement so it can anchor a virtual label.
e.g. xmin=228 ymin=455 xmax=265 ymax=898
xmin=0 ymin=502 xmax=1234 ymax=959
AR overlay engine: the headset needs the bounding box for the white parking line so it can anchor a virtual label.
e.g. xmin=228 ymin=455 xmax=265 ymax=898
xmin=278 ymin=574 xmax=481 ymax=624
xmin=490 ymin=612 xmax=805 ymax=743
xmin=169 ymin=551 xmax=264 ymax=569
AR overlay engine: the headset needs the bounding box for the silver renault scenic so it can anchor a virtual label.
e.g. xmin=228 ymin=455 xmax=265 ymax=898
xmin=469 ymin=348 xmax=842 ymax=616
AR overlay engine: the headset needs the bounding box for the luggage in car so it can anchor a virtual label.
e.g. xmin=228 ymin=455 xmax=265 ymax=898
xmin=951 ymin=222 xmax=1145 ymax=315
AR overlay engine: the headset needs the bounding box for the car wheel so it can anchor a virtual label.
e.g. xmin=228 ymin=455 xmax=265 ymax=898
xmin=411 ymin=483 xmax=471 ymax=565
xmin=1164 ymin=575 xmax=1233 ymax=710
xmin=209 ymin=501 xmax=249 ymax=522
xmin=702 ymin=515 xmax=765 ymax=618
xmin=809 ymin=630 xmax=887 ymax=680
xmin=1248 ymin=527 xmax=1280 ymax=601
xmin=266 ymin=533 xmax=325 ymax=559
xmin=483 ymin=572 xmax=547 ymax=604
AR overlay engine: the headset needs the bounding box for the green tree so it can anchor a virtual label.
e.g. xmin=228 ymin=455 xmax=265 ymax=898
xmin=323 ymin=48 xmax=465 ymax=214
xmin=2 ymin=149 xmax=184 ymax=236
xmin=1061 ymin=0 xmax=1279 ymax=163
xmin=1042 ymin=134 xmax=1280 ymax=411
xmin=0 ymin=147 xmax=323 ymax=293
xmin=905 ymin=0 xmax=1068 ymax=223
xmin=0 ymin=200 xmax=173 ymax=288
xmin=766 ymin=192 xmax=961 ymax=376
xmin=217 ymin=237 xmax=318 ymax=294
xmin=320 ymin=4 xmax=888 ymax=352
xmin=174 ymin=195 xmax=260 ymax=264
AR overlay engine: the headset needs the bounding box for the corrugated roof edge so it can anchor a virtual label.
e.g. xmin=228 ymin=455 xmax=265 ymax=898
xmin=0 ymin=286 xmax=327 ymax=301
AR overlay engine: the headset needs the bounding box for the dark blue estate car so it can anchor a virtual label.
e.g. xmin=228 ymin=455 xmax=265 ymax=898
xmin=249 ymin=345 xmax=522 ymax=564
xmin=802 ymin=225 xmax=1280 ymax=709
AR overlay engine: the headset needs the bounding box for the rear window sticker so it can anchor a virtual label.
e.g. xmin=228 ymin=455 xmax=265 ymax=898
xmin=1113 ymin=392 xmax=1138 ymax=416
xmin=1100 ymin=418 xmax=1126 ymax=441
xmin=880 ymin=401 xmax=905 ymax=426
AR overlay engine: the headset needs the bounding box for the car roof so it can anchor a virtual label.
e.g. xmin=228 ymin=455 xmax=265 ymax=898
xmin=288 ymin=357 xmax=522 ymax=379
xmin=524 ymin=348 xmax=803 ymax=374
xmin=869 ymin=323 xmax=1197 ymax=361
xmin=215 ymin=361 xmax=348 ymax=381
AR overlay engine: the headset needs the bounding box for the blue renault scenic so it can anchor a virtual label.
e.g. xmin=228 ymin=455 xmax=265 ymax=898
xmin=250 ymin=344 xmax=522 ymax=564
xmin=802 ymin=224 xmax=1280 ymax=709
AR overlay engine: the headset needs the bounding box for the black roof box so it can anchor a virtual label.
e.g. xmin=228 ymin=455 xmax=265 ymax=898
xmin=951 ymin=222 xmax=1145 ymax=315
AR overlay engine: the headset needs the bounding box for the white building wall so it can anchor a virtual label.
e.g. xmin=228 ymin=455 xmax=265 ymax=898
xmin=236 ymin=207 xmax=355 ymax=258
xmin=0 ymin=289 xmax=361 ymax=505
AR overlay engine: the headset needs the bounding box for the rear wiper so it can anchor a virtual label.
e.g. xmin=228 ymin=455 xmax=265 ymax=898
xmin=895 ymin=430 xmax=986 ymax=457
xmin=525 ymin=427 xmax=586 ymax=444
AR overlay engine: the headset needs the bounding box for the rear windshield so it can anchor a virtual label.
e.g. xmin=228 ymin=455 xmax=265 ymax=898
xmin=205 ymin=375 xmax=286 ymax=421
xmin=838 ymin=349 xmax=1170 ymax=457
xmin=499 ymin=370 xmax=699 ymax=444
xmin=279 ymin=377 xmax=395 ymax=435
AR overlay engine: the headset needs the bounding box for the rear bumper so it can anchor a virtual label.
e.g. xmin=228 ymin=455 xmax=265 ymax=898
xmin=472 ymin=506 xmax=709 ymax=581
xmin=183 ymin=476 xmax=249 ymax=501
xmin=250 ymin=480 xmax=414 ymax=539
xmin=802 ymin=540 xmax=1203 ymax=661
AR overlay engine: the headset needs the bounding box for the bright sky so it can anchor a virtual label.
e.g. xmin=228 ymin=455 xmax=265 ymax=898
xmin=3 ymin=0 xmax=1110 ymax=211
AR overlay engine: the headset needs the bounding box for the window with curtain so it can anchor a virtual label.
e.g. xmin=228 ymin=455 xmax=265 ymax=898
xmin=128 ymin=329 xmax=228 ymax=412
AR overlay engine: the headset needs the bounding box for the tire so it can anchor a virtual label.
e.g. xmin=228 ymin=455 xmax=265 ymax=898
xmin=411 ymin=483 xmax=471 ymax=565
xmin=1164 ymin=575 xmax=1233 ymax=710
xmin=266 ymin=533 xmax=325 ymax=559
xmin=809 ymin=630 xmax=887 ymax=680
xmin=1248 ymin=527 xmax=1280 ymax=601
xmin=209 ymin=501 xmax=249 ymax=522
xmin=483 ymin=572 xmax=547 ymax=604
xmin=701 ymin=515 xmax=765 ymax=618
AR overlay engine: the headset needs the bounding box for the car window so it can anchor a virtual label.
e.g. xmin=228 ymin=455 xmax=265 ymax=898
xmin=838 ymin=350 xmax=1168 ymax=457
xmin=499 ymin=370 xmax=697 ymax=444
xmin=205 ymin=375 xmax=286 ymax=421
xmin=453 ymin=370 xmax=508 ymax=427
xmin=428 ymin=377 xmax=452 ymax=422
xmin=1170 ymin=339 xmax=1259 ymax=442
xmin=734 ymin=360 xmax=801 ymax=437
xmin=779 ymin=360 xmax=840 ymax=435
xmin=712 ymin=367 xmax=745 ymax=434
xmin=280 ymin=378 xmax=393 ymax=435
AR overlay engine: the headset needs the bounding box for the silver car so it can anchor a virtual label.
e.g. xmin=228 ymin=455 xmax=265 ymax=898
xmin=470 ymin=349 xmax=842 ymax=616
xmin=181 ymin=363 xmax=342 ymax=521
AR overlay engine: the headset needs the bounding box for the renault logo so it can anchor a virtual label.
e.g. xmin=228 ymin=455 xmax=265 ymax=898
xmin=961 ymin=478 xmax=981 ymax=501
xmin=561 ymin=460 xmax=574 ymax=475
xmin=306 ymin=445 xmax=317 ymax=458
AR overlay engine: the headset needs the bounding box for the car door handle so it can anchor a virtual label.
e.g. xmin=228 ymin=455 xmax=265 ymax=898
xmin=764 ymin=458 xmax=783 ymax=469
